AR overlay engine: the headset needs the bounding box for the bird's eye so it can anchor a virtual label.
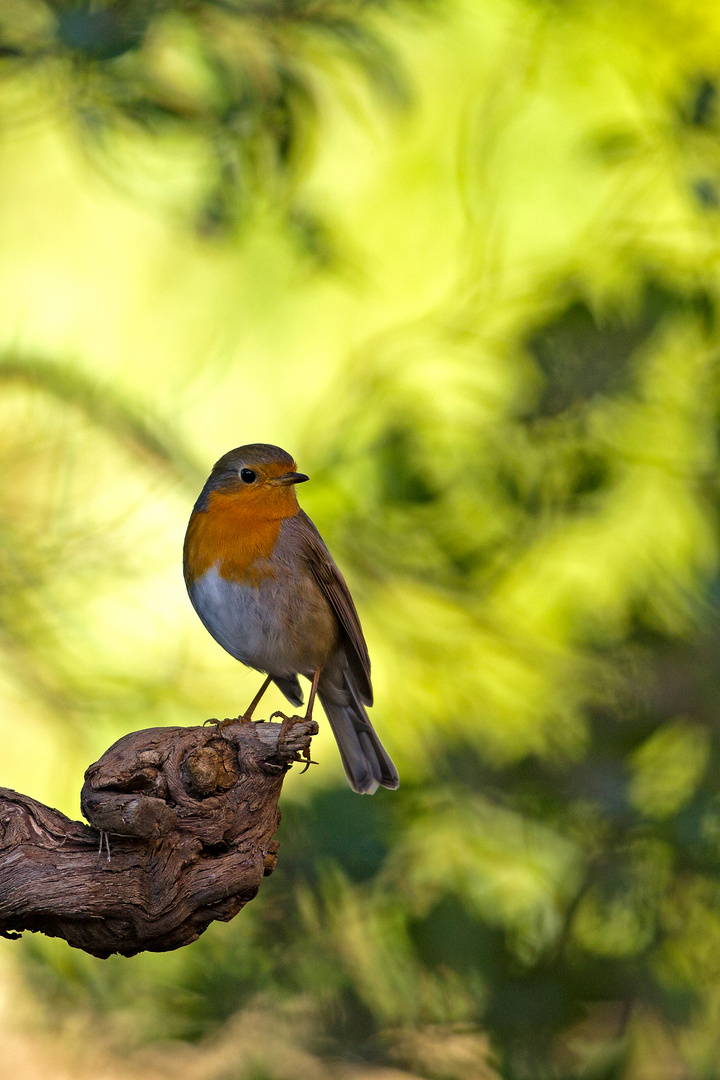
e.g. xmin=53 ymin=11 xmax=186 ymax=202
xmin=240 ymin=468 xmax=256 ymax=484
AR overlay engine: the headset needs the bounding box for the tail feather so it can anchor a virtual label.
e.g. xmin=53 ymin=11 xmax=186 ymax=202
xmin=319 ymin=690 xmax=399 ymax=795
xmin=273 ymin=674 xmax=303 ymax=707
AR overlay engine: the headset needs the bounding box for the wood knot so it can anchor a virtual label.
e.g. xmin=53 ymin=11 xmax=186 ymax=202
xmin=181 ymin=741 xmax=240 ymax=798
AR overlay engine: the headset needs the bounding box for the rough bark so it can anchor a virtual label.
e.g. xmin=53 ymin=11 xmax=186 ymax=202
xmin=0 ymin=718 xmax=317 ymax=958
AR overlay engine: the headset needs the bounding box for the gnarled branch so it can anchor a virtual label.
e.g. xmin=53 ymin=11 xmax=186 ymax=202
xmin=0 ymin=718 xmax=317 ymax=958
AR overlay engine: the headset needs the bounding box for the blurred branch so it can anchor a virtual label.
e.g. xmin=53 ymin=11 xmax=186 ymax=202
xmin=0 ymin=717 xmax=317 ymax=957
xmin=0 ymin=353 xmax=204 ymax=489
xmin=0 ymin=0 xmax=416 ymax=238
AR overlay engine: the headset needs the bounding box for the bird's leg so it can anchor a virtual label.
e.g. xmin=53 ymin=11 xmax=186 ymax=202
xmin=298 ymin=669 xmax=320 ymax=770
xmin=271 ymin=670 xmax=320 ymax=726
xmin=240 ymin=674 xmax=273 ymax=721
xmin=304 ymin=668 xmax=321 ymax=724
xmin=275 ymin=670 xmax=321 ymax=769
xmin=205 ymin=674 xmax=273 ymax=729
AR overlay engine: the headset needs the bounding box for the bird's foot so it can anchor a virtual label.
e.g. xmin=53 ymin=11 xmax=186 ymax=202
xmin=203 ymin=714 xmax=253 ymax=729
xmin=271 ymin=712 xmax=318 ymax=774
xmin=268 ymin=710 xmax=293 ymax=725
xmin=270 ymin=711 xmax=299 ymax=750
xmin=298 ymin=751 xmax=318 ymax=774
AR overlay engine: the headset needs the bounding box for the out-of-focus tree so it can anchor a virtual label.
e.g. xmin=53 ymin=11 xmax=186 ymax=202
xmin=6 ymin=2 xmax=720 ymax=1080
xmin=0 ymin=0 xmax=412 ymax=247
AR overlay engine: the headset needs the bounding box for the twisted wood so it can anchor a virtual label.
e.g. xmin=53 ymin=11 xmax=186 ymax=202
xmin=0 ymin=718 xmax=317 ymax=958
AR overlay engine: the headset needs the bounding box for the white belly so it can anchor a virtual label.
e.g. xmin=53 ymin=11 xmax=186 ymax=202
xmin=188 ymin=567 xmax=296 ymax=675
xmin=188 ymin=565 xmax=334 ymax=677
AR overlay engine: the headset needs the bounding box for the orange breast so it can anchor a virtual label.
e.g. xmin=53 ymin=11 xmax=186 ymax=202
xmin=184 ymin=490 xmax=288 ymax=586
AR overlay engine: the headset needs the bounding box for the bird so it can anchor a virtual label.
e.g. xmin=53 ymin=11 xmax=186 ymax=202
xmin=183 ymin=443 xmax=399 ymax=795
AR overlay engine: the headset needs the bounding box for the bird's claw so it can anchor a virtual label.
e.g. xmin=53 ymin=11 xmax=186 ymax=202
xmin=272 ymin=713 xmax=316 ymax=776
xmin=274 ymin=712 xmax=302 ymax=750
xmin=203 ymin=715 xmax=252 ymax=729
xmin=268 ymin=710 xmax=292 ymax=724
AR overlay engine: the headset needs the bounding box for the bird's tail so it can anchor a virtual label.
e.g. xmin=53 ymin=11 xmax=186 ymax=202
xmin=319 ymin=684 xmax=399 ymax=795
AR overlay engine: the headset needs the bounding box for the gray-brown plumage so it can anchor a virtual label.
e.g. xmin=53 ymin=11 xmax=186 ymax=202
xmin=184 ymin=443 xmax=399 ymax=794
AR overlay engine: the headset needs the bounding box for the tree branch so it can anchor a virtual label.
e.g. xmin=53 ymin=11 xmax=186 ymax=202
xmin=0 ymin=718 xmax=317 ymax=958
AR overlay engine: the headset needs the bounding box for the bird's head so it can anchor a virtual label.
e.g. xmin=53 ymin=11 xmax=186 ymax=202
xmin=196 ymin=443 xmax=309 ymax=518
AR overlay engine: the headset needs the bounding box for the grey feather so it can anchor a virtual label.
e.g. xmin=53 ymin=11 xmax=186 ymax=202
xmin=319 ymin=680 xmax=399 ymax=795
xmin=274 ymin=674 xmax=304 ymax=707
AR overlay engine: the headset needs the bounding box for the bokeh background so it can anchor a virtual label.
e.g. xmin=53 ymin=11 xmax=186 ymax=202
xmin=2 ymin=1 xmax=720 ymax=1078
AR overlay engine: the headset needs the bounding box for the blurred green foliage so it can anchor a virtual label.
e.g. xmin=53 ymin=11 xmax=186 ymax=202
xmin=0 ymin=0 xmax=412 ymax=242
xmin=4 ymin=1 xmax=720 ymax=1079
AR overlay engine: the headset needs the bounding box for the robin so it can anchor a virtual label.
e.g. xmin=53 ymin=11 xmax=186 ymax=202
xmin=183 ymin=444 xmax=399 ymax=795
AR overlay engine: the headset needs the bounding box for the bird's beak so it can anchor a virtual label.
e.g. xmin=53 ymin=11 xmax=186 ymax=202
xmin=273 ymin=471 xmax=309 ymax=486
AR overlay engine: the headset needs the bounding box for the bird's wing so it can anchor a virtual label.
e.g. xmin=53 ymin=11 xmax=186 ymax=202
xmin=291 ymin=510 xmax=373 ymax=706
